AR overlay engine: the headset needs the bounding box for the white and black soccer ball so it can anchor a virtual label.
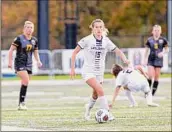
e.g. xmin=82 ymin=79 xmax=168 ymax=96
xmin=95 ymin=109 xmax=109 ymax=123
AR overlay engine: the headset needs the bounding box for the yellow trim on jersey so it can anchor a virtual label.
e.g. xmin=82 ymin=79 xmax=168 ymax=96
xmin=12 ymin=43 xmax=18 ymax=47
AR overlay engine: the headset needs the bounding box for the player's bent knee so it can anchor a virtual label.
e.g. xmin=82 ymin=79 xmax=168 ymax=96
xmin=154 ymin=76 xmax=159 ymax=81
xmin=93 ymin=90 xmax=98 ymax=97
xmin=96 ymin=89 xmax=104 ymax=96
xmin=92 ymin=94 xmax=98 ymax=100
xmin=21 ymin=79 xmax=29 ymax=85
xmin=22 ymin=82 xmax=29 ymax=86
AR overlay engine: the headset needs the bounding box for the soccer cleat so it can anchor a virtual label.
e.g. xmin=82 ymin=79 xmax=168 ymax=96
xmin=108 ymin=112 xmax=115 ymax=121
xmin=147 ymin=102 xmax=159 ymax=107
xmin=84 ymin=104 xmax=91 ymax=120
xmin=18 ymin=102 xmax=28 ymax=110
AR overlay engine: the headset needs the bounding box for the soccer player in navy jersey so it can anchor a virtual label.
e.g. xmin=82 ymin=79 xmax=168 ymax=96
xmin=70 ymin=19 xmax=130 ymax=121
xmin=8 ymin=21 xmax=42 ymax=110
xmin=144 ymin=25 xmax=169 ymax=96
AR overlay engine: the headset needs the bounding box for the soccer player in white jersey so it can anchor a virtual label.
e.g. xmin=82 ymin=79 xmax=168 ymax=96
xmin=109 ymin=64 xmax=159 ymax=108
xmin=70 ymin=19 xmax=130 ymax=121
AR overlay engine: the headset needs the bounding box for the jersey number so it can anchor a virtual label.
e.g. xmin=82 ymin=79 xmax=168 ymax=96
xmin=123 ymin=69 xmax=132 ymax=74
xmin=26 ymin=44 xmax=32 ymax=52
xmin=95 ymin=51 xmax=101 ymax=58
xmin=154 ymin=43 xmax=158 ymax=49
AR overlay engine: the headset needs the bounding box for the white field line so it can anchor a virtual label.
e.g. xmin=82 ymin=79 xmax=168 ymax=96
xmin=2 ymin=92 xmax=170 ymax=102
xmin=1 ymin=125 xmax=49 ymax=131
xmin=2 ymin=107 xmax=171 ymax=112
xmin=2 ymin=78 xmax=171 ymax=86
xmin=2 ymin=119 xmax=171 ymax=131
xmin=1 ymin=120 xmax=120 ymax=131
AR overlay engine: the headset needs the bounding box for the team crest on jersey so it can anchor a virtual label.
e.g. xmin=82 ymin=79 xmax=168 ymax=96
xmin=31 ymin=40 xmax=36 ymax=45
xmin=159 ymin=39 xmax=163 ymax=44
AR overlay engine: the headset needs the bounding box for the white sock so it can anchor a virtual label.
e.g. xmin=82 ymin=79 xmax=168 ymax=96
xmin=125 ymin=90 xmax=137 ymax=105
xmin=88 ymin=97 xmax=96 ymax=109
xmin=146 ymin=91 xmax=153 ymax=104
xmin=98 ymin=96 xmax=109 ymax=110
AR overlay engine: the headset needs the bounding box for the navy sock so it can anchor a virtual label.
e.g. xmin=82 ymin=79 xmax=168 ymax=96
xmin=152 ymin=81 xmax=159 ymax=96
xmin=19 ymin=85 xmax=28 ymax=104
xmin=147 ymin=79 xmax=152 ymax=87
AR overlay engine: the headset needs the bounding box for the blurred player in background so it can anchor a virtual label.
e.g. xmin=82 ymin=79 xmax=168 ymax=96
xmin=109 ymin=64 xmax=159 ymax=108
xmin=144 ymin=25 xmax=169 ymax=96
xmin=8 ymin=21 xmax=42 ymax=110
xmin=70 ymin=19 xmax=130 ymax=120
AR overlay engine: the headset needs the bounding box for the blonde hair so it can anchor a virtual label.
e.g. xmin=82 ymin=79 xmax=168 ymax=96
xmin=152 ymin=24 xmax=161 ymax=32
xmin=89 ymin=19 xmax=109 ymax=36
xmin=24 ymin=21 xmax=34 ymax=28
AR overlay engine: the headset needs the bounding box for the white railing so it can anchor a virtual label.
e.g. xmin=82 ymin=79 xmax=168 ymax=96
xmin=1 ymin=48 xmax=171 ymax=78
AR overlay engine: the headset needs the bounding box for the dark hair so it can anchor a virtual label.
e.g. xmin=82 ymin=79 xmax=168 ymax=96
xmin=111 ymin=64 xmax=123 ymax=77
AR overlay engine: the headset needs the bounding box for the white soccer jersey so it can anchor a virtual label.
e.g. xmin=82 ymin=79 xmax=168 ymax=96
xmin=78 ymin=34 xmax=117 ymax=75
xmin=115 ymin=68 xmax=148 ymax=92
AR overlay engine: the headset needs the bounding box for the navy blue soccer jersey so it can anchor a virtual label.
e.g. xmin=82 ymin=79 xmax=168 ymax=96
xmin=12 ymin=34 xmax=38 ymax=69
xmin=145 ymin=36 xmax=168 ymax=67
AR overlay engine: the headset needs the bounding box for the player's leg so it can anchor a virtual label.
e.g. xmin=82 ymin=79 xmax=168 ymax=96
xmin=85 ymin=75 xmax=109 ymax=120
xmin=147 ymin=65 xmax=155 ymax=88
xmin=83 ymin=73 xmax=97 ymax=120
xmin=145 ymin=91 xmax=159 ymax=107
xmin=142 ymin=82 xmax=159 ymax=107
xmin=85 ymin=78 xmax=111 ymax=119
xmin=126 ymin=81 xmax=140 ymax=107
xmin=89 ymin=90 xmax=98 ymax=109
xmin=85 ymin=89 xmax=98 ymax=120
xmin=86 ymin=78 xmax=109 ymax=110
xmin=125 ymin=90 xmax=138 ymax=107
xmin=84 ymin=74 xmax=102 ymax=119
xmin=152 ymin=67 xmax=161 ymax=96
xmin=17 ymin=70 xmax=30 ymax=110
xmin=85 ymin=75 xmax=103 ymax=113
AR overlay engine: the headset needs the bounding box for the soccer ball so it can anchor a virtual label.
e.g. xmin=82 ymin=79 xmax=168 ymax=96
xmin=95 ymin=109 xmax=109 ymax=123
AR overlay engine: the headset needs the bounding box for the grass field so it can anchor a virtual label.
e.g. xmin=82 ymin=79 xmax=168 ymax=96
xmin=1 ymin=79 xmax=171 ymax=131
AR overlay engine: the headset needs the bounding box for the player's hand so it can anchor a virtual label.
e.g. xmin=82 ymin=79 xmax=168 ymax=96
xmin=128 ymin=63 xmax=134 ymax=69
xmin=8 ymin=62 xmax=12 ymax=69
xmin=124 ymin=59 xmax=130 ymax=65
xmin=70 ymin=68 xmax=75 ymax=80
xmin=158 ymin=52 xmax=164 ymax=58
xmin=142 ymin=60 xmax=147 ymax=66
xmin=37 ymin=61 xmax=42 ymax=68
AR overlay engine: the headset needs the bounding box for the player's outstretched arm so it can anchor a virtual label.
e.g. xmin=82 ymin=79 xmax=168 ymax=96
xmin=34 ymin=50 xmax=42 ymax=68
xmin=109 ymin=86 xmax=121 ymax=108
xmin=8 ymin=45 xmax=16 ymax=69
xmin=135 ymin=65 xmax=149 ymax=79
xmin=70 ymin=45 xmax=81 ymax=80
xmin=113 ymin=48 xmax=130 ymax=65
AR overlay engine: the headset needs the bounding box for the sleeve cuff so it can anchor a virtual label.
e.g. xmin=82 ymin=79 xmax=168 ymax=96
xmin=111 ymin=47 xmax=117 ymax=51
xmin=77 ymin=44 xmax=83 ymax=49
